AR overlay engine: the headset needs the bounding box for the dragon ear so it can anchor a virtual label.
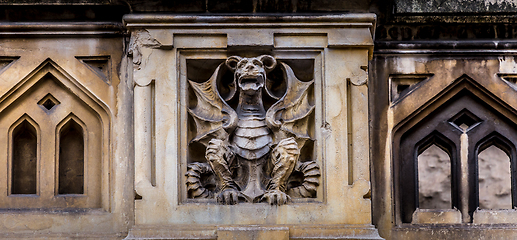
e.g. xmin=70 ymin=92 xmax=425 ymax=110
xmin=259 ymin=55 xmax=277 ymax=72
xmin=216 ymin=63 xmax=237 ymax=101
xmin=225 ymin=56 xmax=242 ymax=72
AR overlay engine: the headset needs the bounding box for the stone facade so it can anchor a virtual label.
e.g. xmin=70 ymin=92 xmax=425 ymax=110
xmin=126 ymin=14 xmax=379 ymax=240
xmin=0 ymin=0 xmax=517 ymax=239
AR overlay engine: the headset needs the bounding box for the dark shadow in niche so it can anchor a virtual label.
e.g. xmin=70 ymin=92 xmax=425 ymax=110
xmin=58 ymin=119 xmax=84 ymax=195
xmin=279 ymin=59 xmax=314 ymax=82
xmin=12 ymin=120 xmax=37 ymax=195
xmin=187 ymin=59 xmax=226 ymax=83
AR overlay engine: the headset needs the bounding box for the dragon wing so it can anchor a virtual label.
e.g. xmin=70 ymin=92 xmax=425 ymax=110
xmin=188 ymin=64 xmax=237 ymax=146
xmin=266 ymin=62 xmax=315 ymax=148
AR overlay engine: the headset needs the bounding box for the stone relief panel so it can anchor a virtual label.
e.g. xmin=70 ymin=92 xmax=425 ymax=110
xmin=0 ymin=59 xmax=108 ymax=209
xmin=185 ymin=55 xmax=320 ymax=205
xmin=127 ymin=15 xmax=378 ymax=239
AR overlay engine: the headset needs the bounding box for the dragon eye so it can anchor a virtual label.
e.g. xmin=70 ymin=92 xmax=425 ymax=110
xmin=253 ymin=60 xmax=263 ymax=67
xmin=238 ymin=60 xmax=247 ymax=68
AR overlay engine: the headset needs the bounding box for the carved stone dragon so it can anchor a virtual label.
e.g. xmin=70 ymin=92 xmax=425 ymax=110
xmin=186 ymin=55 xmax=320 ymax=205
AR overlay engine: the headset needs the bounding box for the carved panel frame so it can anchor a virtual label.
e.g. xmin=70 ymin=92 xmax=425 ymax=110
xmin=177 ymin=50 xmax=325 ymax=204
xmin=127 ymin=14 xmax=378 ymax=239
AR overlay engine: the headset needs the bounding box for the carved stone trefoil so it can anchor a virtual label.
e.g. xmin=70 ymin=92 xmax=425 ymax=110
xmin=186 ymin=55 xmax=320 ymax=205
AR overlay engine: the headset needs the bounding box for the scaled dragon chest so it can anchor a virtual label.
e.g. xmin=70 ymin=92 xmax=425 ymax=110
xmin=231 ymin=116 xmax=273 ymax=160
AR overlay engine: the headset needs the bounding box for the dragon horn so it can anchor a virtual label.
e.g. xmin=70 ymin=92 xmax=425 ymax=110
xmin=225 ymin=56 xmax=242 ymax=72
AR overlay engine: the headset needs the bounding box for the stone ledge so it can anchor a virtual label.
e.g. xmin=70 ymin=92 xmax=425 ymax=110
xmin=411 ymin=209 xmax=462 ymax=224
xmin=393 ymin=225 xmax=517 ymax=240
xmin=0 ymin=232 xmax=127 ymax=240
xmin=125 ymin=224 xmax=383 ymax=240
xmin=473 ymin=209 xmax=517 ymax=224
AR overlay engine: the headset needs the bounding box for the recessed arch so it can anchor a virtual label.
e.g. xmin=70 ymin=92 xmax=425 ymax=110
xmin=476 ymin=132 xmax=515 ymax=158
xmin=418 ymin=144 xmax=452 ymax=209
xmin=8 ymin=114 xmax=40 ymax=195
xmin=475 ymin=132 xmax=517 ymax=209
xmin=399 ymin=130 xmax=458 ymax=223
xmin=416 ymin=132 xmax=456 ymax=157
xmin=56 ymin=114 xmax=87 ymax=195
xmin=416 ymin=134 xmax=456 ymax=210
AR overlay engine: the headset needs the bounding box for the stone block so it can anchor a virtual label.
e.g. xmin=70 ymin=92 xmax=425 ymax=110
xmin=217 ymin=226 xmax=289 ymax=240
xmin=473 ymin=209 xmax=517 ymax=224
xmin=411 ymin=209 xmax=462 ymax=224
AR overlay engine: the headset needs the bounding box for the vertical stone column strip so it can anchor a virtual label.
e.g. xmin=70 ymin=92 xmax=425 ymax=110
xmin=349 ymin=78 xmax=369 ymax=184
xmin=346 ymin=50 xmax=370 ymax=185
xmin=460 ymin=130 xmax=470 ymax=222
xmin=129 ymin=30 xmax=167 ymax=195
xmin=134 ymin=83 xmax=153 ymax=191
xmin=324 ymin=48 xmax=350 ymax=197
xmin=328 ymin=28 xmax=372 ymax=186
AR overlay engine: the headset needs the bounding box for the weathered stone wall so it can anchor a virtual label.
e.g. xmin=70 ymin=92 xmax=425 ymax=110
xmin=0 ymin=0 xmax=516 ymax=240
xmin=395 ymin=0 xmax=517 ymax=14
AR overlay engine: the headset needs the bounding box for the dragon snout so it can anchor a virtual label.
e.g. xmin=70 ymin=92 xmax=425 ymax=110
xmin=238 ymin=74 xmax=265 ymax=91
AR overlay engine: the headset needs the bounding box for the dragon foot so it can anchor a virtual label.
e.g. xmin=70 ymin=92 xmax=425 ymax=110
xmin=217 ymin=188 xmax=248 ymax=205
xmin=260 ymin=189 xmax=291 ymax=206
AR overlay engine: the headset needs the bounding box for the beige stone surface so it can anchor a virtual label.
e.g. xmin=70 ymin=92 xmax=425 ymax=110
xmin=0 ymin=24 xmax=132 ymax=238
xmin=0 ymin=60 xmax=105 ymax=209
xmin=473 ymin=209 xmax=517 ymax=224
xmin=411 ymin=209 xmax=462 ymax=224
xmin=126 ymin=14 xmax=380 ymax=239
xmin=218 ymin=226 xmax=289 ymax=240
xmin=393 ymin=225 xmax=517 ymax=240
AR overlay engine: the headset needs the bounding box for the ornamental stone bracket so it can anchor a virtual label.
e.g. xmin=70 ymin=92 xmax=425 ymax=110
xmin=125 ymin=14 xmax=381 ymax=240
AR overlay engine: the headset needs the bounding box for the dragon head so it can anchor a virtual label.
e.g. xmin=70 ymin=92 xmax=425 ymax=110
xmin=226 ymin=55 xmax=277 ymax=94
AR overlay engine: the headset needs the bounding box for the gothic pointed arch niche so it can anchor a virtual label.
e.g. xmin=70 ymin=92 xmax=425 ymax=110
xmin=8 ymin=114 xmax=40 ymax=195
xmin=399 ymin=130 xmax=459 ymax=223
xmin=56 ymin=114 xmax=87 ymax=195
xmin=415 ymin=132 xmax=457 ymax=210
xmin=475 ymin=132 xmax=517 ymax=210
xmin=393 ymin=74 xmax=517 ymax=224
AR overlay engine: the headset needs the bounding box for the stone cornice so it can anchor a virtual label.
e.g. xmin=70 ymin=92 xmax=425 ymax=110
xmin=123 ymin=14 xmax=376 ymax=30
xmin=0 ymin=22 xmax=124 ymax=37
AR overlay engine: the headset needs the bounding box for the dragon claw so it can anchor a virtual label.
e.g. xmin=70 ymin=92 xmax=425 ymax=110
xmin=260 ymin=190 xmax=291 ymax=206
xmin=217 ymin=188 xmax=241 ymax=205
